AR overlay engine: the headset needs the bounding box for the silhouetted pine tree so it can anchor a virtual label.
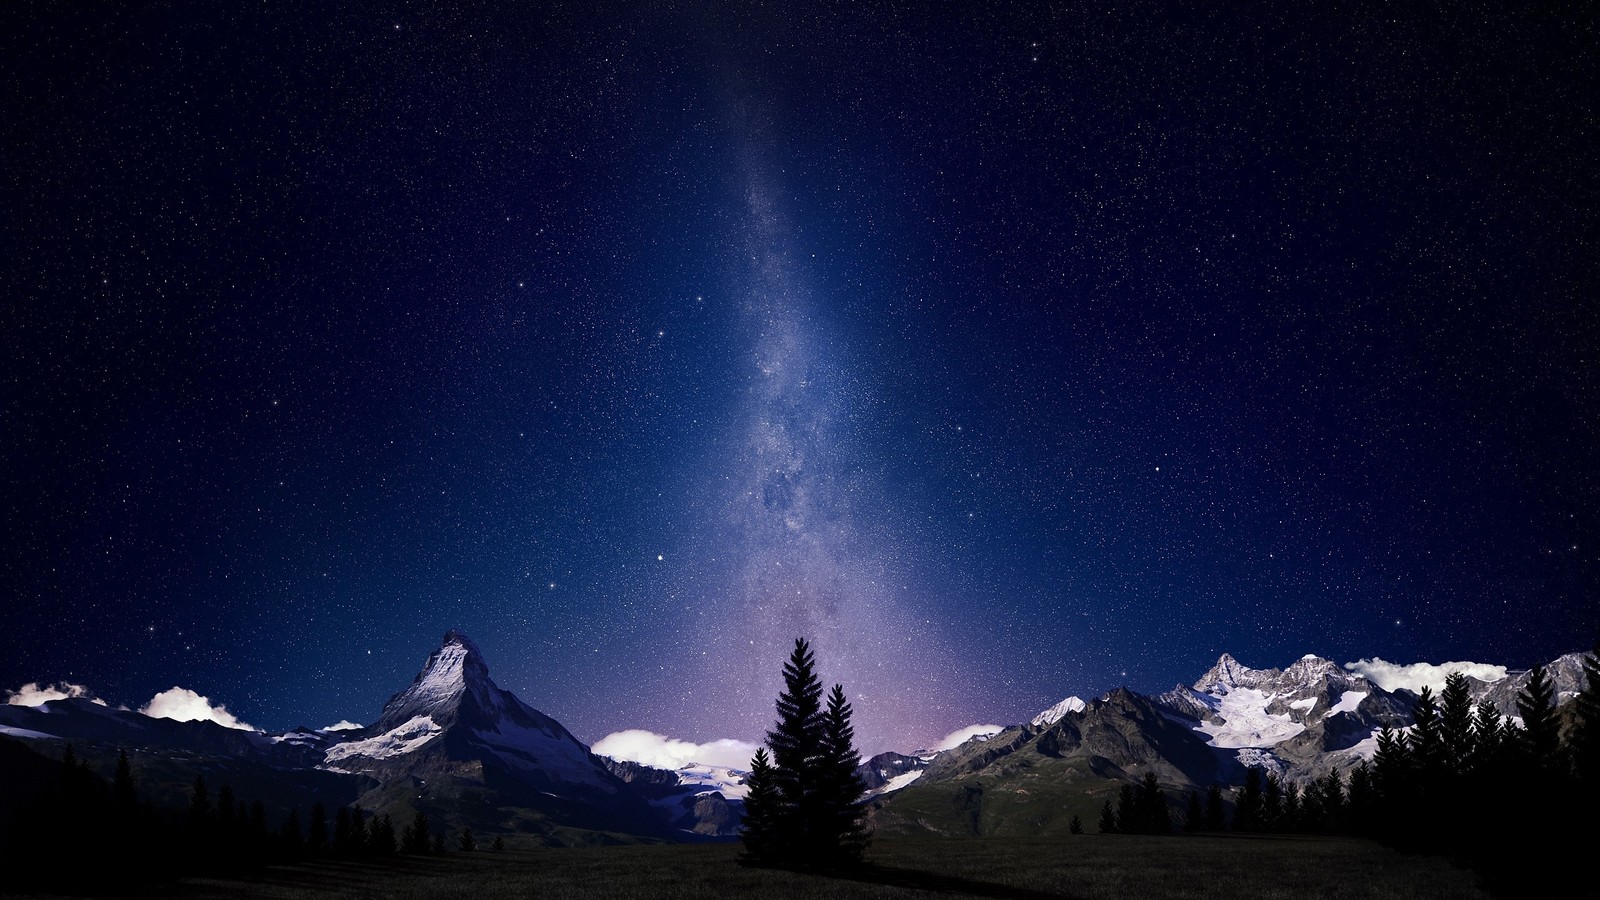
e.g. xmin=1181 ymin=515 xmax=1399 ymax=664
xmin=740 ymin=747 xmax=784 ymax=862
xmin=432 ymin=832 xmax=446 ymax=854
xmin=402 ymin=810 xmax=431 ymax=854
xmin=817 ymin=684 xmax=868 ymax=861
xmin=1318 ymin=770 xmax=1345 ymax=833
xmin=334 ymin=806 xmax=354 ymax=855
xmin=1347 ymin=761 xmax=1375 ymax=836
xmin=1233 ymin=768 xmax=1263 ymax=832
xmin=1262 ymin=773 xmax=1283 ymax=832
xmin=491 ymin=835 xmax=506 ymax=852
xmin=308 ymin=802 xmax=329 ymax=854
xmin=458 ymin=827 xmax=476 ymax=851
xmin=1069 ymin=814 xmax=1084 ymax=834
xmin=1280 ymin=782 xmax=1300 ymax=832
xmin=1097 ymin=800 xmax=1117 ymax=834
xmin=112 ymin=749 xmax=137 ymax=812
xmin=740 ymin=638 xmax=868 ymax=869
xmin=1410 ymin=687 xmax=1445 ymax=788
xmin=1116 ymin=783 xmax=1137 ymax=834
xmin=1204 ymin=784 xmax=1225 ymax=831
xmin=1439 ymin=673 xmax=1476 ymax=773
xmin=369 ymin=814 xmax=396 ymax=855
xmin=1132 ymin=773 xmax=1169 ymax=834
xmin=189 ymin=774 xmax=211 ymax=830
xmin=280 ymin=809 xmax=304 ymax=854
xmin=1371 ymin=724 xmax=1410 ymax=819
xmin=1184 ymin=791 xmax=1202 ymax=832
xmin=1518 ymin=664 xmax=1560 ymax=775
xmin=1467 ymin=703 xmax=1506 ymax=773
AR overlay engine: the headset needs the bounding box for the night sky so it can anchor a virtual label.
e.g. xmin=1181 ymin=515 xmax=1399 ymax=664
xmin=4 ymin=2 xmax=1596 ymax=755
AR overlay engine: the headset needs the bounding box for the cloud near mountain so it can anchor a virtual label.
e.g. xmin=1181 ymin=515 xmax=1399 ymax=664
xmin=931 ymin=724 xmax=1003 ymax=752
xmin=592 ymin=729 xmax=758 ymax=770
xmin=140 ymin=686 xmax=255 ymax=731
xmin=1342 ymin=658 xmax=1509 ymax=694
xmin=5 ymin=681 xmax=104 ymax=706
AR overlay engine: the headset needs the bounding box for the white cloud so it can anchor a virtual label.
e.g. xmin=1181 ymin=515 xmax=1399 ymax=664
xmin=592 ymin=729 xmax=759 ymax=770
xmin=1343 ymin=658 xmax=1509 ymax=694
xmin=932 ymin=724 xmax=1003 ymax=752
xmin=5 ymin=682 xmax=104 ymax=707
xmin=140 ymin=687 xmax=256 ymax=731
xmin=322 ymin=720 xmax=363 ymax=732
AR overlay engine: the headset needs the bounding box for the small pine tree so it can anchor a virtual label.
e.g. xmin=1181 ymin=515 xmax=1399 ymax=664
xmin=369 ymin=814 xmax=396 ymax=856
xmin=189 ymin=774 xmax=211 ymax=828
xmin=1068 ymin=814 xmax=1083 ymax=835
xmin=1204 ymin=784 xmax=1225 ymax=832
xmin=402 ymin=811 xmax=433 ymax=854
xmin=817 ymin=684 xmax=868 ymax=862
xmin=1262 ymin=773 xmax=1283 ymax=832
xmin=1280 ymin=782 xmax=1301 ymax=832
xmin=308 ymin=802 xmax=329 ymax=854
xmin=1468 ymin=703 xmax=1506 ymax=773
xmin=280 ymin=809 xmax=303 ymax=854
xmin=1115 ymin=783 xmax=1137 ymax=834
xmin=1097 ymin=799 xmax=1118 ymax=834
xmin=740 ymin=747 xmax=785 ymax=863
xmin=1234 ymin=768 xmax=1263 ymax=832
xmin=1347 ymin=761 xmax=1375 ymax=836
xmin=432 ymin=832 xmax=446 ymax=854
xmin=458 ymin=827 xmax=476 ymax=851
xmin=334 ymin=806 xmax=354 ymax=855
xmin=112 ymin=749 xmax=137 ymax=812
xmin=491 ymin=835 xmax=506 ymax=852
xmin=1184 ymin=791 xmax=1202 ymax=832
xmin=1410 ymin=687 xmax=1445 ymax=787
xmin=1517 ymin=664 xmax=1560 ymax=774
xmin=1439 ymin=672 xmax=1477 ymax=773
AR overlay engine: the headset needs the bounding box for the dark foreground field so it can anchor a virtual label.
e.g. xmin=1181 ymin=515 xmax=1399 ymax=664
xmin=144 ymin=835 xmax=1492 ymax=900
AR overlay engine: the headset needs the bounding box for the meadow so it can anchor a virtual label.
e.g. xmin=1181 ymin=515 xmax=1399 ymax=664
xmin=157 ymin=835 xmax=1493 ymax=900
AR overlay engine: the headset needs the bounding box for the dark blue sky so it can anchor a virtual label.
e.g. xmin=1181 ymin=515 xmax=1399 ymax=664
xmin=3 ymin=2 xmax=1595 ymax=754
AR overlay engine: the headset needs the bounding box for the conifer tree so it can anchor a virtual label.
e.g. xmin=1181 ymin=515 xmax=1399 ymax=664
xmin=740 ymin=638 xmax=867 ymax=868
xmin=1280 ymin=782 xmax=1300 ymax=832
xmin=818 ymin=684 xmax=868 ymax=860
xmin=1184 ymin=791 xmax=1202 ymax=832
xmin=189 ymin=774 xmax=211 ymax=827
xmin=458 ymin=827 xmax=476 ymax=851
xmin=1068 ymin=814 xmax=1083 ymax=835
xmin=1517 ymin=664 xmax=1559 ymax=774
xmin=491 ymin=835 xmax=506 ymax=852
xmin=1468 ymin=703 xmax=1505 ymax=773
xmin=432 ymin=832 xmax=446 ymax=854
xmin=1262 ymin=773 xmax=1283 ymax=832
xmin=281 ymin=809 xmax=303 ymax=854
xmin=308 ymin=802 xmax=329 ymax=854
xmin=1097 ymin=799 xmax=1118 ymax=834
xmin=1116 ymin=783 xmax=1137 ymax=834
xmin=1372 ymin=724 xmax=1410 ymax=809
xmin=1347 ymin=761 xmax=1375 ymax=836
xmin=334 ymin=807 xmax=354 ymax=855
xmin=112 ymin=749 xmax=137 ymax=812
xmin=1134 ymin=773 xmax=1170 ymax=834
xmin=1318 ymin=770 xmax=1345 ymax=833
xmin=1410 ymin=687 xmax=1445 ymax=785
xmin=1204 ymin=784 xmax=1225 ymax=832
xmin=1233 ymin=768 xmax=1263 ymax=832
xmin=1439 ymin=672 xmax=1476 ymax=772
xmin=369 ymin=814 xmax=396 ymax=856
xmin=402 ymin=810 xmax=431 ymax=854
xmin=740 ymin=747 xmax=784 ymax=862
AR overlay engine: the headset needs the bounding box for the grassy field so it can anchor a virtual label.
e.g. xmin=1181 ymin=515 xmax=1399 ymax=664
xmin=143 ymin=835 xmax=1494 ymax=900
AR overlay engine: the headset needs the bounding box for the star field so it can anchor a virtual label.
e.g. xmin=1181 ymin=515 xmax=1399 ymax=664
xmin=2 ymin=2 xmax=1596 ymax=755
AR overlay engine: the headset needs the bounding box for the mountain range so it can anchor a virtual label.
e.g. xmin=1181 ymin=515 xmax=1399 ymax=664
xmin=1 ymin=631 xmax=1590 ymax=844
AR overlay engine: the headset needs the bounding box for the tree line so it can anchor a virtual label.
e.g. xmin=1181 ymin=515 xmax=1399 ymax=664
xmin=1 ymin=744 xmax=501 ymax=893
xmin=1092 ymin=644 xmax=1600 ymax=895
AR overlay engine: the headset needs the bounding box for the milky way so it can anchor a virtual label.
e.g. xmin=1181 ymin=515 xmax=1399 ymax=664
xmin=3 ymin=4 xmax=1595 ymax=757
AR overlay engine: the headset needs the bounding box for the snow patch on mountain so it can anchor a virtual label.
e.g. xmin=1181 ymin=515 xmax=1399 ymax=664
xmin=1031 ymin=696 xmax=1087 ymax=727
xmin=1327 ymin=690 xmax=1367 ymax=717
xmin=324 ymin=715 xmax=441 ymax=765
xmin=878 ymin=770 xmax=924 ymax=793
xmin=1191 ymin=687 xmax=1306 ymax=748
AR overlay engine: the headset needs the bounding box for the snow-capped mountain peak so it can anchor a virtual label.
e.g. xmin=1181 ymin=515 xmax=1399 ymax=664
xmin=1031 ymin=695 xmax=1087 ymax=727
xmin=1193 ymin=652 xmax=1277 ymax=694
xmin=368 ymin=630 xmax=498 ymax=734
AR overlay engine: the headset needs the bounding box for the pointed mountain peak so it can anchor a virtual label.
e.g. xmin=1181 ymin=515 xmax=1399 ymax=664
xmin=368 ymin=630 xmax=495 ymax=733
xmin=1194 ymin=653 xmax=1279 ymax=694
xmin=1031 ymin=695 xmax=1087 ymax=728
